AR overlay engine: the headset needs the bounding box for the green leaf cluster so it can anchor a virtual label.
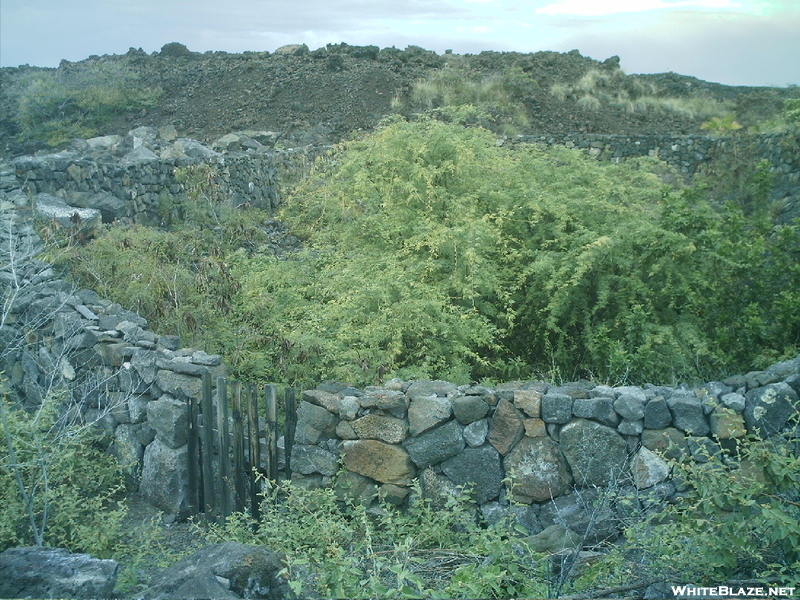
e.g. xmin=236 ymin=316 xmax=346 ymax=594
xmin=0 ymin=391 xmax=127 ymax=555
xmin=622 ymin=425 xmax=800 ymax=586
xmin=203 ymin=479 xmax=549 ymax=599
xmin=57 ymin=118 xmax=799 ymax=388
xmin=232 ymin=117 xmax=800 ymax=386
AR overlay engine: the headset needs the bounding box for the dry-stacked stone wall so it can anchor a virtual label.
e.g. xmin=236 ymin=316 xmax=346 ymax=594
xmin=6 ymin=127 xmax=326 ymax=226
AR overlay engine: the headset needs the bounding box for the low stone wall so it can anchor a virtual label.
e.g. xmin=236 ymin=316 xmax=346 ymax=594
xmin=517 ymin=132 xmax=800 ymax=222
xmin=520 ymin=132 xmax=799 ymax=179
xmin=0 ymin=198 xmax=225 ymax=519
xmin=290 ymin=360 xmax=799 ymax=541
xmin=8 ymin=127 xmax=290 ymax=226
xmin=7 ymin=129 xmax=800 ymax=226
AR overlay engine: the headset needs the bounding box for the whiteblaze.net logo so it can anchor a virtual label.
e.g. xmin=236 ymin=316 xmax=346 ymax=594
xmin=671 ymin=586 xmax=797 ymax=598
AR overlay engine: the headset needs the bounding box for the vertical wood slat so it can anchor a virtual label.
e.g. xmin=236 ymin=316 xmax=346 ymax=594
xmin=201 ymin=371 xmax=216 ymax=519
xmin=284 ymin=387 xmax=297 ymax=480
xmin=231 ymin=381 xmax=247 ymax=514
xmin=265 ymin=385 xmax=278 ymax=482
xmin=215 ymin=377 xmax=231 ymax=519
xmin=186 ymin=395 xmax=199 ymax=514
xmin=247 ymin=383 xmax=261 ymax=521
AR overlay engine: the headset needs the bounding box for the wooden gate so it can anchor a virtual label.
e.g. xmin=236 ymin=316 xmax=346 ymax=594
xmin=186 ymin=372 xmax=298 ymax=521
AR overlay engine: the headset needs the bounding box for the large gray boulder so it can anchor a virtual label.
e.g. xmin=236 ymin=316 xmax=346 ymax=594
xmin=504 ymin=436 xmax=572 ymax=503
xmin=407 ymin=394 xmax=452 ymax=435
xmin=744 ymin=382 xmax=799 ymax=436
xmin=0 ymin=547 xmax=118 ymax=599
xmin=341 ymin=439 xmax=416 ymax=485
xmin=538 ymin=489 xmax=620 ymax=545
xmin=140 ymin=438 xmax=191 ymax=518
xmin=294 ymin=400 xmax=337 ymax=444
xmin=559 ymin=419 xmax=628 ymax=487
xmin=144 ymin=542 xmax=288 ymax=599
xmin=440 ymin=444 xmax=504 ymax=504
xmin=147 ymin=394 xmax=188 ymax=448
xmin=667 ymin=394 xmax=710 ymax=435
xmin=403 ymin=420 xmax=464 ymax=468
xmin=33 ymin=193 xmax=102 ymax=236
xmin=291 ymin=444 xmax=339 ymax=476
xmin=487 ymin=397 xmax=524 ymax=455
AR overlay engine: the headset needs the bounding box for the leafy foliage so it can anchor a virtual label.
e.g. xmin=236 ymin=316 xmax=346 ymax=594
xmin=203 ymin=479 xmax=549 ymax=599
xmin=393 ymin=65 xmax=534 ymax=134
xmin=55 ymin=118 xmax=799 ymax=388
xmin=622 ymin=425 xmax=800 ymax=586
xmin=701 ymin=114 xmax=743 ymax=135
xmin=232 ymin=117 xmax=799 ymax=386
xmin=0 ymin=390 xmax=127 ymax=555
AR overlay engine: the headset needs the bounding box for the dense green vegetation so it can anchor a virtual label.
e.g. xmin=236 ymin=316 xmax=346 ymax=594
xmin=54 ymin=115 xmax=799 ymax=388
xmin=0 ymin=388 xmax=127 ymax=555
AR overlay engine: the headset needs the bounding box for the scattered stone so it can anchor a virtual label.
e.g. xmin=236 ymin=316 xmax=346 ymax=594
xmin=0 ymin=547 xmax=118 ymax=600
xmin=144 ymin=542 xmax=288 ymax=600
xmin=526 ymin=524 xmax=582 ymax=555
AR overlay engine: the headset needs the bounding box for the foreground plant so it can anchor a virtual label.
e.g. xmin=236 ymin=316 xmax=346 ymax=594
xmin=203 ymin=479 xmax=550 ymax=599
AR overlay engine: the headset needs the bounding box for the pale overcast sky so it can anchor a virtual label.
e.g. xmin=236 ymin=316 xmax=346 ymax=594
xmin=1 ymin=0 xmax=798 ymax=86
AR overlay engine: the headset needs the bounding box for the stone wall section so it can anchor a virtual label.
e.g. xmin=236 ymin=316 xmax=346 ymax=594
xmin=0 ymin=197 xmax=225 ymax=519
xmin=293 ymin=359 xmax=799 ymax=545
xmin=3 ymin=128 xmax=800 ymax=533
xmin=7 ymin=127 xmax=325 ymax=226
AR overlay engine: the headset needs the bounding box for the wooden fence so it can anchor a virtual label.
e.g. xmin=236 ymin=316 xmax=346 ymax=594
xmin=186 ymin=372 xmax=298 ymax=521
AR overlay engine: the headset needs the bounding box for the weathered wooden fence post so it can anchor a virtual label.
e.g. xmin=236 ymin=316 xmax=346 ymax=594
xmin=265 ymin=384 xmax=278 ymax=482
xmin=231 ymin=381 xmax=247 ymax=513
xmin=246 ymin=383 xmax=261 ymax=520
xmin=186 ymin=394 xmax=200 ymax=514
xmin=201 ymin=371 xmax=216 ymax=519
xmin=216 ymin=376 xmax=232 ymax=519
xmin=284 ymin=387 xmax=297 ymax=480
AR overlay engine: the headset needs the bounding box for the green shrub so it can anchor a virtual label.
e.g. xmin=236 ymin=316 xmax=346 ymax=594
xmin=0 ymin=390 xmax=127 ymax=555
xmin=621 ymin=424 xmax=800 ymax=586
xmin=701 ymin=114 xmax=743 ymax=135
xmin=203 ymin=479 xmax=550 ymax=599
xmin=231 ymin=117 xmax=799 ymax=386
xmin=395 ymin=65 xmax=532 ymax=134
xmin=53 ymin=118 xmax=800 ymax=388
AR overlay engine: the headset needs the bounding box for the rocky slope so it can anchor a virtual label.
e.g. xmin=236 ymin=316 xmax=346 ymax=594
xmin=2 ymin=42 xmax=796 ymax=157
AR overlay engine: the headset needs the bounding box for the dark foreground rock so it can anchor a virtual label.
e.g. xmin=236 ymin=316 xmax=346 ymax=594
xmin=0 ymin=546 xmax=119 ymax=599
xmin=144 ymin=542 xmax=289 ymax=599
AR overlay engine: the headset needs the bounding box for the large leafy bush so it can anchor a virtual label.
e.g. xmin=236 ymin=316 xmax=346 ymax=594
xmin=231 ymin=116 xmax=799 ymax=386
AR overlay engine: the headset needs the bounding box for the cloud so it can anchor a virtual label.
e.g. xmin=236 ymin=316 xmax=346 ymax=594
xmin=536 ymin=0 xmax=742 ymax=17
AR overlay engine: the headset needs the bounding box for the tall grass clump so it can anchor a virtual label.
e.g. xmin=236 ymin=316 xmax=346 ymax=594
xmin=550 ymin=67 xmax=732 ymax=120
xmin=8 ymin=61 xmax=162 ymax=146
